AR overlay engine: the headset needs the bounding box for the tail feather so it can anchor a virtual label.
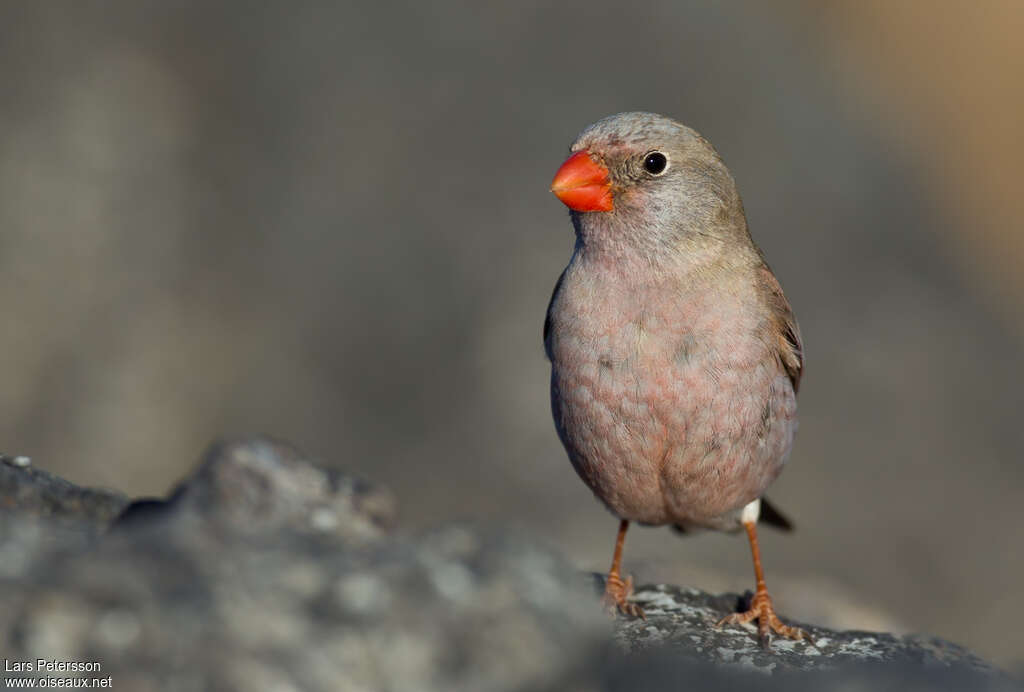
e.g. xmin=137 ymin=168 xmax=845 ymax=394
xmin=759 ymin=497 xmax=794 ymax=532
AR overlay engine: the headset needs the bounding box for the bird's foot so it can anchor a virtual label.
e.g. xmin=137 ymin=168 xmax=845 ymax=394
xmin=716 ymin=589 xmax=814 ymax=648
xmin=601 ymin=572 xmax=645 ymax=619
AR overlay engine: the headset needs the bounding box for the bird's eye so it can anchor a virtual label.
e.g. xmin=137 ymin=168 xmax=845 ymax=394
xmin=643 ymin=151 xmax=668 ymax=175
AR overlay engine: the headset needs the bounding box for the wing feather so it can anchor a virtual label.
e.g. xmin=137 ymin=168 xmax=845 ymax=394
xmin=758 ymin=265 xmax=803 ymax=393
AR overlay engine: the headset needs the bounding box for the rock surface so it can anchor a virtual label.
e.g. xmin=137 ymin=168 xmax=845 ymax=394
xmin=604 ymin=583 xmax=1017 ymax=691
xmin=0 ymin=438 xmax=1018 ymax=691
xmin=619 ymin=583 xmax=999 ymax=674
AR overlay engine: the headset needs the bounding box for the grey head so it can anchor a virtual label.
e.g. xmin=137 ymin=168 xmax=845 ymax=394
xmin=558 ymin=112 xmax=754 ymax=265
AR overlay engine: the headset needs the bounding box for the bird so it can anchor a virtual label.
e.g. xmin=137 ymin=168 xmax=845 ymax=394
xmin=545 ymin=112 xmax=809 ymax=646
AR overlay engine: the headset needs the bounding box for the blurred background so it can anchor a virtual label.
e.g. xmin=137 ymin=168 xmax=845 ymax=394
xmin=1 ymin=0 xmax=1021 ymax=669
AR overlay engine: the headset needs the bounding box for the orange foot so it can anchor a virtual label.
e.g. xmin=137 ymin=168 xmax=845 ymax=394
xmin=716 ymin=589 xmax=813 ymax=648
xmin=602 ymin=572 xmax=645 ymax=619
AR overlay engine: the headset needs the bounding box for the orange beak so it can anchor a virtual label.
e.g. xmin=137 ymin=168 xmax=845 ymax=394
xmin=550 ymin=151 xmax=613 ymax=212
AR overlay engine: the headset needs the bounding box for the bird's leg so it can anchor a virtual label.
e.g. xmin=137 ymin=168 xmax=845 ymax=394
xmin=601 ymin=519 xmax=645 ymax=619
xmin=716 ymin=519 xmax=812 ymax=647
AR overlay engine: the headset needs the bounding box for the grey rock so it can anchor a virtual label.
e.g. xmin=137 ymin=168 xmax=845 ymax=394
xmin=0 ymin=437 xmax=1017 ymax=692
xmin=596 ymin=584 xmax=1018 ymax=689
xmin=568 ymin=649 xmax=1022 ymax=692
xmin=0 ymin=454 xmax=128 ymax=528
xmin=0 ymin=439 xmax=605 ymax=692
xmin=618 ymin=583 xmax=999 ymax=674
xmin=115 ymin=437 xmax=397 ymax=544
xmin=1 ymin=523 xmax=604 ymax=692
xmin=0 ymin=457 xmax=129 ymax=581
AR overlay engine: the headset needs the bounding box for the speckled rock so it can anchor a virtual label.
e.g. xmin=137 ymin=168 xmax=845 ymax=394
xmin=616 ymin=583 xmax=1004 ymax=675
xmin=567 ymin=645 xmax=1021 ymax=692
xmin=534 ymin=581 xmax=1019 ymax=691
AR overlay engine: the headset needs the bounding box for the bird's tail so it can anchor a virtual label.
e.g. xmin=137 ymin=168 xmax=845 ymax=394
xmin=759 ymin=497 xmax=794 ymax=532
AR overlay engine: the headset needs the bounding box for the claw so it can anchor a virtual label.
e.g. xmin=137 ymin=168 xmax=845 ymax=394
xmin=715 ymin=516 xmax=818 ymax=649
xmin=599 ymin=519 xmax=645 ymax=619
xmin=602 ymin=572 xmax=646 ymax=619
xmin=716 ymin=589 xmax=813 ymax=647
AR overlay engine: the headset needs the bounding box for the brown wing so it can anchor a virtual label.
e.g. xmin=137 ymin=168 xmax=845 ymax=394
xmin=758 ymin=264 xmax=803 ymax=393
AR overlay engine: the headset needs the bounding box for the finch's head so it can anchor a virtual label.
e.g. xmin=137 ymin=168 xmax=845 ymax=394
xmin=550 ymin=112 xmax=747 ymax=258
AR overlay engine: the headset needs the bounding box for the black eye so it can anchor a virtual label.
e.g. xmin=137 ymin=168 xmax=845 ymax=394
xmin=643 ymin=151 xmax=668 ymax=175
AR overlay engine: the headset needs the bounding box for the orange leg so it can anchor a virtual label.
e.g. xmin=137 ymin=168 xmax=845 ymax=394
xmin=602 ymin=519 xmax=645 ymax=619
xmin=716 ymin=520 xmax=812 ymax=647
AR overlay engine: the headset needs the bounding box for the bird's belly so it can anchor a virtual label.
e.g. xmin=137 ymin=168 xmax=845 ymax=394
xmin=551 ymin=327 xmax=795 ymax=527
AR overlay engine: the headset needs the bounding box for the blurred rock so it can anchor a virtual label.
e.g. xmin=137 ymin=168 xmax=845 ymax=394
xmin=115 ymin=437 xmax=397 ymax=544
xmin=0 ymin=439 xmax=604 ymax=691
xmin=0 ymin=453 xmax=128 ymax=526
xmin=0 ymin=438 xmax=1016 ymax=691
